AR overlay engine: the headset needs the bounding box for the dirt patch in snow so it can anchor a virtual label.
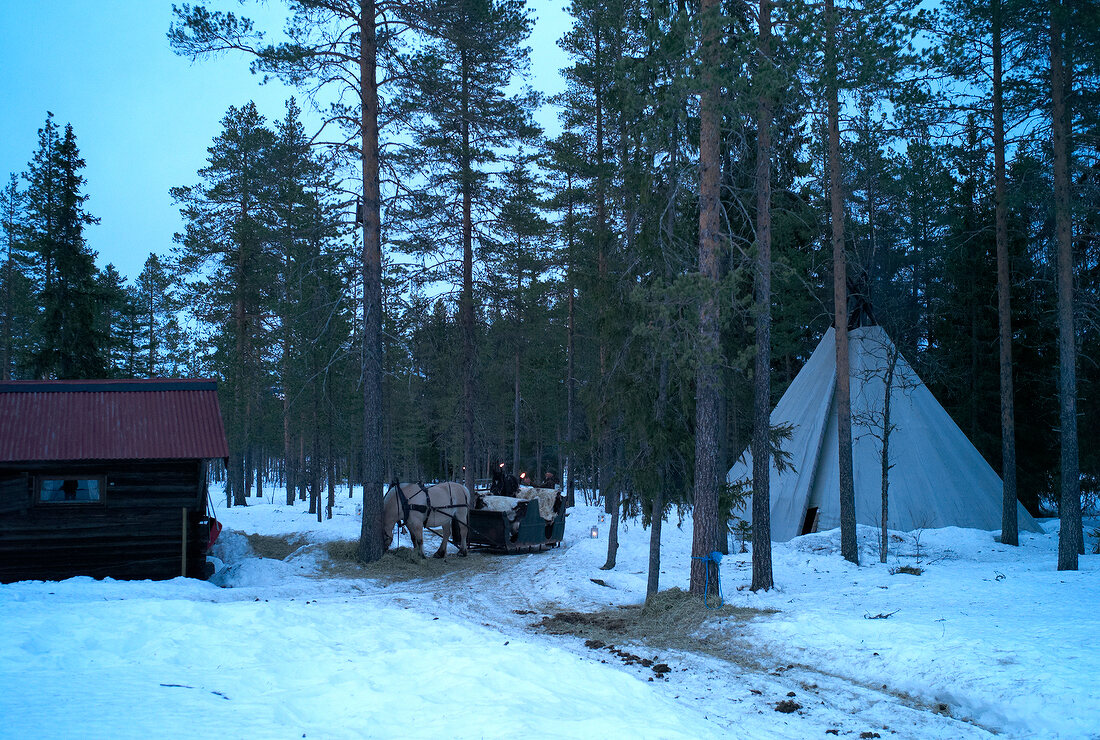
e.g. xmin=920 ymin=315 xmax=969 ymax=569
xmin=316 ymin=540 xmax=501 ymax=583
xmin=246 ymin=533 xmax=309 ymax=560
xmin=236 ymin=534 xmax=502 ymax=584
xmin=534 ymin=587 xmax=777 ymax=666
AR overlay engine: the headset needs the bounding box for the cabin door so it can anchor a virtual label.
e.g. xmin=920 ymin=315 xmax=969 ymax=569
xmin=800 ymin=506 xmax=819 ymax=536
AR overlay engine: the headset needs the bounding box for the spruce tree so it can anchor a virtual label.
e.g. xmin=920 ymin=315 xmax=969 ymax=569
xmin=270 ymin=98 xmax=349 ymax=515
xmin=23 ymin=115 xmax=105 ymax=379
xmin=95 ymin=263 xmax=133 ymax=377
xmin=133 ymin=253 xmax=176 ymax=377
xmin=172 ymin=102 xmax=279 ymax=506
xmin=481 ymin=160 xmax=552 ymax=474
xmin=1 ymin=175 xmax=35 ymax=380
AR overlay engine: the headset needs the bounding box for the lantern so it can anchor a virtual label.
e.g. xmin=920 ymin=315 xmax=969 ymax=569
xmin=590 ymin=526 xmax=599 ymax=539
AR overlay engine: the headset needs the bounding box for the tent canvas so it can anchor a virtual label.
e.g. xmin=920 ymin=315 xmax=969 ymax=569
xmin=728 ymin=326 xmax=1042 ymax=541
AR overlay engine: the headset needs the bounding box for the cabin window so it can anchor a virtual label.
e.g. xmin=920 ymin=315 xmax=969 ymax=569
xmin=37 ymin=476 xmax=104 ymax=504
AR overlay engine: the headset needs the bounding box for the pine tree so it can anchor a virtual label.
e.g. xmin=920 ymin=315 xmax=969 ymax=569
xmin=934 ymin=0 xmax=1035 ymax=545
xmin=171 ymin=0 xmax=399 ymax=560
xmin=690 ymin=0 xmax=725 ymax=596
xmin=750 ymin=0 xmax=777 ymax=592
xmin=992 ymin=0 xmax=1019 ymax=546
xmin=556 ymin=0 xmax=627 ymax=550
xmin=391 ymin=0 xmax=539 ymax=493
xmin=1051 ymin=0 xmax=1080 ymax=571
xmin=543 ymin=132 xmax=590 ymax=510
xmin=804 ymin=0 xmax=919 ymax=564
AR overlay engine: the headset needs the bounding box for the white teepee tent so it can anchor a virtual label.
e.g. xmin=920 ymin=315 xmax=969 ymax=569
xmin=728 ymin=325 xmax=1042 ymax=541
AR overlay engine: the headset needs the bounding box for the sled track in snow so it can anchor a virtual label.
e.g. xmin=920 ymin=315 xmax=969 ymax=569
xmin=357 ymin=549 xmax=999 ymax=739
xmin=240 ymin=532 xmax=1000 ymax=738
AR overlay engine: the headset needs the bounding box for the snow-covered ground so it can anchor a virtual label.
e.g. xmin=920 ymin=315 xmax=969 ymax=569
xmin=1 ymin=485 xmax=1097 ymax=739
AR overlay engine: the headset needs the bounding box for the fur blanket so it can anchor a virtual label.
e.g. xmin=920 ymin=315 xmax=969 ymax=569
xmin=477 ymin=488 xmax=561 ymax=522
xmin=516 ymin=486 xmax=561 ymax=521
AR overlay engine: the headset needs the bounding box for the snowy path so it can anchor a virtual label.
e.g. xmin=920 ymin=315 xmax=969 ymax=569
xmin=343 ymin=538 xmax=998 ymax=739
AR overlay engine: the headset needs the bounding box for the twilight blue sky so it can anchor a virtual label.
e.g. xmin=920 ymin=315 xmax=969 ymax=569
xmin=0 ymin=1 xmax=569 ymax=282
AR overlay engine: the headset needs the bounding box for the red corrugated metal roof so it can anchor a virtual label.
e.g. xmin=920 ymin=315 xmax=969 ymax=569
xmin=0 ymin=379 xmax=229 ymax=462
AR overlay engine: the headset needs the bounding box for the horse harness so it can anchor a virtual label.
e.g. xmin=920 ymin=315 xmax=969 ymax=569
xmin=394 ymin=480 xmax=468 ymax=530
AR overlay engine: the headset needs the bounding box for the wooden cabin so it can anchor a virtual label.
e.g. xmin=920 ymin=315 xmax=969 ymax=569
xmin=0 ymin=379 xmax=229 ymax=583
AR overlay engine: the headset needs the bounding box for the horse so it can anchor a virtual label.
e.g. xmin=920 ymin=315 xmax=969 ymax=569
xmin=382 ymin=480 xmax=471 ymax=558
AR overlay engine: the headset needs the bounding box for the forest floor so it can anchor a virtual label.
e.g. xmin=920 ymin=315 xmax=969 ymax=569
xmin=1 ymin=485 xmax=1097 ymax=739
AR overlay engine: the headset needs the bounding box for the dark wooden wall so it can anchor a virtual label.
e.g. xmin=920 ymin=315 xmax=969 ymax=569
xmin=0 ymin=459 xmax=212 ymax=583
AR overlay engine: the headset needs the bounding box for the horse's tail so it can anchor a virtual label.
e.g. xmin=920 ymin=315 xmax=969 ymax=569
xmin=455 ymin=481 xmax=471 ymax=508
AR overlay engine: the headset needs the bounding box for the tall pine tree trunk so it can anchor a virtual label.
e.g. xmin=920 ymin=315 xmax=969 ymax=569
xmin=1051 ymin=2 xmax=1081 ymax=570
xmin=647 ymin=485 xmax=665 ymax=601
xmin=827 ymin=0 xmax=858 ymax=565
xmin=243 ymin=433 xmax=253 ymax=502
xmin=460 ymin=47 xmax=476 ymax=496
xmin=566 ymin=247 xmax=576 ymax=507
xmin=647 ymin=358 xmax=671 ymax=602
xmin=592 ymin=25 xmax=618 ymax=569
xmin=879 ymin=346 xmax=897 ymax=564
xmin=595 ymin=24 xmax=612 ymax=526
xmin=357 ymin=0 xmax=385 ymax=563
xmin=993 ymin=0 xmax=1019 ymax=546
xmin=284 ymin=393 xmax=296 ymax=506
xmin=233 ymin=291 xmax=249 ymax=508
xmin=312 ymin=419 xmax=322 ymax=523
xmin=255 ymin=447 xmax=263 ymax=499
xmin=2 ymin=215 xmax=12 ymax=381
xmin=299 ymin=435 xmax=308 ymax=501
xmin=513 ymin=351 xmax=521 ymax=474
xmin=349 ymin=442 xmax=357 ymax=497
xmin=327 ymin=428 xmax=335 ymax=519
xmin=690 ymin=0 xmax=722 ymax=596
xmin=751 ymin=0 xmax=775 ymax=592
xmin=601 ymin=473 xmax=621 ymax=570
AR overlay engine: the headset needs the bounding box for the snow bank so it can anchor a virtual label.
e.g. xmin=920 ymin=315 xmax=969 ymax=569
xmin=0 ymin=577 xmax=722 ymax=739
